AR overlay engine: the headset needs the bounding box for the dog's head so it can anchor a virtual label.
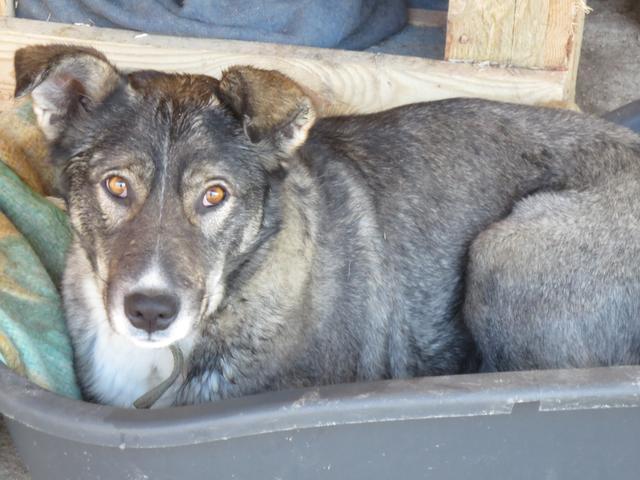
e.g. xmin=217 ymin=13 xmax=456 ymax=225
xmin=15 ymin=45 xmax=316 ymax=348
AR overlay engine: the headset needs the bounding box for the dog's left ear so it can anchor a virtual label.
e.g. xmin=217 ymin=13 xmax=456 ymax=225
xmin=217 ymin=66 xmax=316 ymax=158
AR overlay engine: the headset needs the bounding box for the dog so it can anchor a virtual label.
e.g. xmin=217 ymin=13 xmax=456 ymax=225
xmin=13 ymin=45 xmax=640 ymax=407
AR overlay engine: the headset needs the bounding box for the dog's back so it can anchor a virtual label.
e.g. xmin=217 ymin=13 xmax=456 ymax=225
xmin=304 ymin=99 xmax=640 ymax=374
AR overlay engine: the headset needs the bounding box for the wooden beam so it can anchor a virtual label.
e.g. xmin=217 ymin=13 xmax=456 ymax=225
xmin=512 ymin=0 xmax=586 ymax=70
xmin=407 ymin=8 xmax=447 ymax=28
xmin=445 ymin=0 xmax=587 ymax=71
xmin=0 ymin=0 xmax=14 ymax=17
xmin=0 ymin=17 xmax=569 ymax=114
xmin=445 ymin=1 xmax=516 ymax=66
xmin=563 ymin=1 xmax=586 ymax=104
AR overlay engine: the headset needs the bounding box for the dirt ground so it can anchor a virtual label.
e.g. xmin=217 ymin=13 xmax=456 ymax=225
xmin=1 ymin=2 xmax=639 ymax=478
xmin=0 ymin=421 xmax=28 ymax=479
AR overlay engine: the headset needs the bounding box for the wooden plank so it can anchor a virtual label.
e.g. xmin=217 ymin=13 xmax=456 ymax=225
xmin=407 ymin=8 xmax=447 ymax=28
xmin=511 ymin=0 xmax=586 ymax=70
xmin=445 ymin=0 xmax=516 ymax=66
xmin=563 ymin=1 xmax=586 ymax=104
xmin=445 ymin=0 xmax=586 ymax=71
xmin=0 ymin=0 xmax=14 ymax=17
xmin=0 ymin=17 xmax=569 ymax=114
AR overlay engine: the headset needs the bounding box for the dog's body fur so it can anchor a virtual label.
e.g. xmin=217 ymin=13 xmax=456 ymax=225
xmin=14 ymin=46 xmax=640 ymax=407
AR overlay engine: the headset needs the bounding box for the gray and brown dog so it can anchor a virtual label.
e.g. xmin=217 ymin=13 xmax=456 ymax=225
xmin=13 ymin=45 xmax=640 ymax=407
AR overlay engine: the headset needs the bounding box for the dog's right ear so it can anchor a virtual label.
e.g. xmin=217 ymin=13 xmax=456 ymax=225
xmin=14 ymin=45 xmax=122 ymax=141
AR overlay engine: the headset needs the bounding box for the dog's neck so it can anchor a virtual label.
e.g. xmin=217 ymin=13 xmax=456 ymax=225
xmin=193 ymin=167 xmax=317 ymax=394
xmin=218 ymin=161 xmax=316 ymax=306
xmin=243 ymin=187 xmax=314 ymax=301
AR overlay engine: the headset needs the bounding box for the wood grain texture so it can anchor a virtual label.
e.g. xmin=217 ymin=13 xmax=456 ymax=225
xmin=563 ymin=1 xmax=586 ymax=103
xmin=445 ymin=0 xmax=516 ymax=66
xmin=445 ymin=0 xmax=586 ymax=71
xmin=407 ymin=8 xmax=447 ymax=28
xmin=512 ymin=0 xmax=586 ymax=69
xmin=0 ymin=17 xmax=570 ymax=114
xmin=0 ymin=0 xmax=14 ymax=17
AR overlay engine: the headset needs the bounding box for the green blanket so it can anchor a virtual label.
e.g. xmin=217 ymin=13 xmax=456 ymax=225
xmin=0 ymin=100 xmax=80 ymax=399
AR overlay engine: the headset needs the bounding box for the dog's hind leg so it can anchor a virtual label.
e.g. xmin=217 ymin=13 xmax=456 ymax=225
xmin=464 ymin=179 xmax=640 ymax=371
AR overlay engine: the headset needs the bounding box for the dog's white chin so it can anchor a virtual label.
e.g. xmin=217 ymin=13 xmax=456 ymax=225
xmin=110 ymin=313 xmax=194 ymax=350
xmin=123 ymin=331 xmax=184 ymax=349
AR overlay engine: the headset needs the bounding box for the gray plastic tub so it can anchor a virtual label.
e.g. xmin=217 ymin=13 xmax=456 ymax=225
xmin=2 ymin=104 xmax=640 ymax=479
xmin=2 ymin=362 xmax=640 ymax=480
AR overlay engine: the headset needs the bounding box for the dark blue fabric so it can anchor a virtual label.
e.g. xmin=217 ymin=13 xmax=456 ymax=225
xmin=408 ymin=0 xmax=448 ymax=10
xmin=17 ymin=0 xmax=408 ymax=50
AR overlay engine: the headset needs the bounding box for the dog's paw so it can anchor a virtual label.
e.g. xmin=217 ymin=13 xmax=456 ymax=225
xmin=175 ymin=369 xmax=226 ymax=405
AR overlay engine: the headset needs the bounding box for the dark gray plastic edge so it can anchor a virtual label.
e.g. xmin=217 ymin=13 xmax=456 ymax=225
xmin=1 ymin=363 xmax=640 ymax=449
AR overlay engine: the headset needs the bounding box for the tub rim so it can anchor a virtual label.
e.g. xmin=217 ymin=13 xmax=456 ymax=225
xmin=2 ymin=363 xmax=640 ymax=449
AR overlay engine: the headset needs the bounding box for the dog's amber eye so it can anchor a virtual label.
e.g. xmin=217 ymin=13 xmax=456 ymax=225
xmin=105 ymin=176 xmax=128 ymax=199
xmin=202 ymin=185 xmax=227 ymax=207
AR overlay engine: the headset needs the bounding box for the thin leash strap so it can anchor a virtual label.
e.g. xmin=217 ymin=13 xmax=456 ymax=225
xmin=133 ymin=344 xmax=184 ymax=409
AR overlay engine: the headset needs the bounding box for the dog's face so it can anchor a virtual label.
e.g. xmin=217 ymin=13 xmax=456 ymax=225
xmin=14 ymin=45 xmax=315 ymax=348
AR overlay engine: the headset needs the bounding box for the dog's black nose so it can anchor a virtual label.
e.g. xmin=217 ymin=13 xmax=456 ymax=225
xmin=124 ymin=292 xmax=179 ymax=333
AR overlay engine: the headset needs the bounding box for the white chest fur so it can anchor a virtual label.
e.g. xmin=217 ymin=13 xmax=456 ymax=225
xmin=90 ymin=324 xmax=170 ymax=407
xmin=88 ymin=322 xmax=195 ymax=408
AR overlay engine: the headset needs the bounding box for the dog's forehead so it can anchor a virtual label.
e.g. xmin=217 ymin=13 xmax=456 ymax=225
xmin=128 ymin=71 xmax=221 ymax=106
xmin=83 ymin=71 xmax=263 ymax=184
xmin=122 ymin=71 xmax=230 ymax=147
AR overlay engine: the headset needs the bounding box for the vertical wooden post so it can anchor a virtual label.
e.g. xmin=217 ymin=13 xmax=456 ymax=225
xmin=0 ymin=1 xmax=14 ymax=17
xmin=562 ymin=2 xmax=585 ymax=103
xmin=445 ymin=0 xmax=586 ymax=70
xmin=445 ymin=0 xmax=587 ymax=105
xmin=445 ymin=1 xmax=517 ymax=66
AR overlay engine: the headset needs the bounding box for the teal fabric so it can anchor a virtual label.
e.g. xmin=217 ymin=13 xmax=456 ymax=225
xmin=0 ymin=161 xmax=80 ymax=399
xmin=0 ymin=162 xmax=71 ymax=286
